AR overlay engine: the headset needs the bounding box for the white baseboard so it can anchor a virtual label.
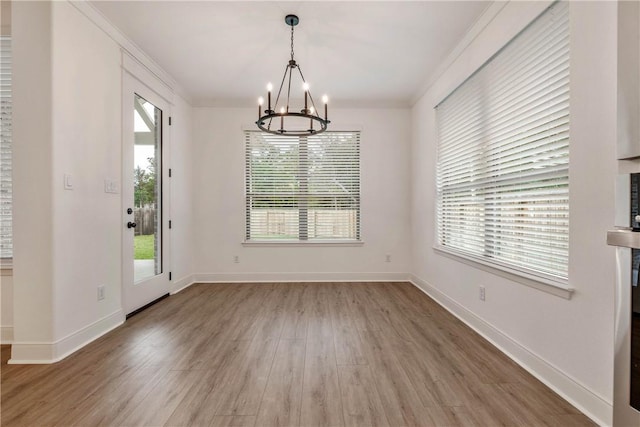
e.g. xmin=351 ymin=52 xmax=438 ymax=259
xmin=408 ymin=274 xmax=612 ymax=427
xmin=170 ymin=274 xmax=195 ymax=294
xmin=8 ymin=309 xmax=125 ymax=364
xmin=192 ymin=272 xmax=410 ymax=283
xmin=1 ymin=325 xmax=13 ymax=344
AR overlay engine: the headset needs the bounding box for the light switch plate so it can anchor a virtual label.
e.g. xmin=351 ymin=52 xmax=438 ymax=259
xmin=104 ymin=179 xmax=119 ymax=194
xmin=64 ymin=174 xmax=73 ymax=190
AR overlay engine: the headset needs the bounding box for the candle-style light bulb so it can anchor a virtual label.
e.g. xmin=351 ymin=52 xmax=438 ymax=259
xmin=303 ymin=82 xmax=310 ymax=112
xmin=258 ymin=97 xmax=264 ymax=119
xmin=322 ymin=95 xmax=329 ymax=121
xmin=309 ymin=106 xmax=315 ymax=114
xmin=267 ymin=82 xmax=273 ymax=112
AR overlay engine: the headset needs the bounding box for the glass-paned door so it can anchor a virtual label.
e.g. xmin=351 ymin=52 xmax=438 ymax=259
xmin=122 ymin=73 xmax=170 ymax=315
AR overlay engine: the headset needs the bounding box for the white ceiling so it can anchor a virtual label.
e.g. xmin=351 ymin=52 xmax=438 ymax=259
xmin=91 ymin=1 xmax=490 ymax=106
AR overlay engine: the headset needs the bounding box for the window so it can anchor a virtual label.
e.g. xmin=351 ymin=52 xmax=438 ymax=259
xmin=435 ymin=1 xmax=569 ymax=285
xmin=245 ymin=131 xmax=360 ymax=242
xmin=1 ymin=34 xmax=11 ymax=260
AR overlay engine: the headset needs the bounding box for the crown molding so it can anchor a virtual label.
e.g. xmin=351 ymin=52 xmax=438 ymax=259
xmin=410 ymin=1 xmax=508 ymax=106
xmin=68 ymin=0 xmax=194 ymax=106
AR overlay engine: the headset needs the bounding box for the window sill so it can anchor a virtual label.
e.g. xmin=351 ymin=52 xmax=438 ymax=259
xmin=433 ymin=245 xmax=573 ymax=300
xmin=243 ymin=240 xmax=364 ymax=247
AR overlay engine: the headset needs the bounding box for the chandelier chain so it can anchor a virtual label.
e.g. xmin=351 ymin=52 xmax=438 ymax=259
xmin=290 ymin=25 xmax=295 ymax=61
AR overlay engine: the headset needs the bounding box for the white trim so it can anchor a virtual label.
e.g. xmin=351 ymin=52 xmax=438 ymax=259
xmin=242 ymin=241 xmax=364 ymax=248
xmin=411 ymin=1 xmax=556 ymax=107
xmin=408 ymin=274 xmax=612 ymax=427
xmin=8 ymin=309 xmax=124 ymax=364
xmin=1 ymin=325 xmax=13 ymax=344
xmin=170 ymin=274 xmax=195 ymax=295
xmin=411 ymin=1 xmax=507 ymax=106
xmin=434 ymin=246 xmax=574 ymax=300
xmin=7 ymin=344 xmax=55 ymax=364
xmin=122 ymin=52 xmax=174 ymax=105
xmin=192 ymin=272 xmax=410 ymax=284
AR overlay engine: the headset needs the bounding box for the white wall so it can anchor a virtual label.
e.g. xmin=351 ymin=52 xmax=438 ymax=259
xmin=51 ymin=0 xmax=124 ymax=343
xmin=9 ymin=0 xmax=194 ymax=362
xmin=12 ymin=0 xmax=55 ymax=354
xmin=192 ymin=107 xmax=411 ymax=281
xmin=410 ymin=2 xmax=616 ymax=425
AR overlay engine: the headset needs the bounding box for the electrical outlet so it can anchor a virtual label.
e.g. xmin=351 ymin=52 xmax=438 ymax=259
xmin=385 ymin=254 xmax=391 ymax=263
xmin=234 ymin=255 xmax=239 ymax=263
xmin=97 ymin=285 xmax=105 ymax=301
xmin=479 ymin=286 xmax=486 ymax=301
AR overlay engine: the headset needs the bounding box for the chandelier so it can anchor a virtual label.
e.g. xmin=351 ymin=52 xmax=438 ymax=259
xmin=256 ymin=14 xmax=330 ymax=136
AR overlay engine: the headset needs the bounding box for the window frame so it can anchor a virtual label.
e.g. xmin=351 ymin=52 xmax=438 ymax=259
xmin=243 ymin=130 xmax=362 ymax=245
xmin=433 ymin=1 xmax=571 ymax=296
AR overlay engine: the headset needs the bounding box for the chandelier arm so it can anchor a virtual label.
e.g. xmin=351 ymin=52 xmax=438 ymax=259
xmin=269 ymin=63 xmax=290 ymax=130
xmin=286 ymin=65 xmax=294 ymax=113
xmin=273 ymin=63 xmax=289 ymax=109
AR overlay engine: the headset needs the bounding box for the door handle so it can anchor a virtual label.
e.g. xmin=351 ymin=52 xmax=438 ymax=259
xmin=607 ymin=228 xmax=640 ymax=248
xmin=127 ymin=222 xmax=137 ymax=229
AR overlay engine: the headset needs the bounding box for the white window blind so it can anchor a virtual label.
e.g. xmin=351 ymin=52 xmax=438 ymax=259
xmin=435 ymin=1 xmax=569 ymax=285
xmin=245 ymin=131 xmax=360 ymax=242
xmin=0 ymin=35 xmax=11 ymax=259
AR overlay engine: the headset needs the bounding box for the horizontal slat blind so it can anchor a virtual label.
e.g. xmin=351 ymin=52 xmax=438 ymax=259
xmin=245 ymin=131 xmax=360 ymax=241
xmin=0 ymin=36 xmax=11 ymax=259
xmin=435 ymin=1 xmax=569 ymax=284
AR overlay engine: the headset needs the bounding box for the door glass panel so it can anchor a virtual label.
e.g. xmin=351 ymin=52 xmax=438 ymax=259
xmin=133 ymin=94 xmax=161 ymax=282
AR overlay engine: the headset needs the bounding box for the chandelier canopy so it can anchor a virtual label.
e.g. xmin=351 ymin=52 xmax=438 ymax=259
xmin=256 ymin=14 xmax=330 ymax=137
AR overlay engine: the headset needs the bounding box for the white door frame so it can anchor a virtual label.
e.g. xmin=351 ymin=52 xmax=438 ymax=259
xmin=122 ymin=69 xmax=171 ymax=315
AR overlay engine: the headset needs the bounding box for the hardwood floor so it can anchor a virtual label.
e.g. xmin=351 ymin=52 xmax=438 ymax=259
xmin=1 ymin=282 xmax=596 ymax=426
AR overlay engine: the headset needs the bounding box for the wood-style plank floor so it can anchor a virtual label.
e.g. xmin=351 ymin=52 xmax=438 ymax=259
xmin=1 ymin=282 xmax=596 ymax=426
